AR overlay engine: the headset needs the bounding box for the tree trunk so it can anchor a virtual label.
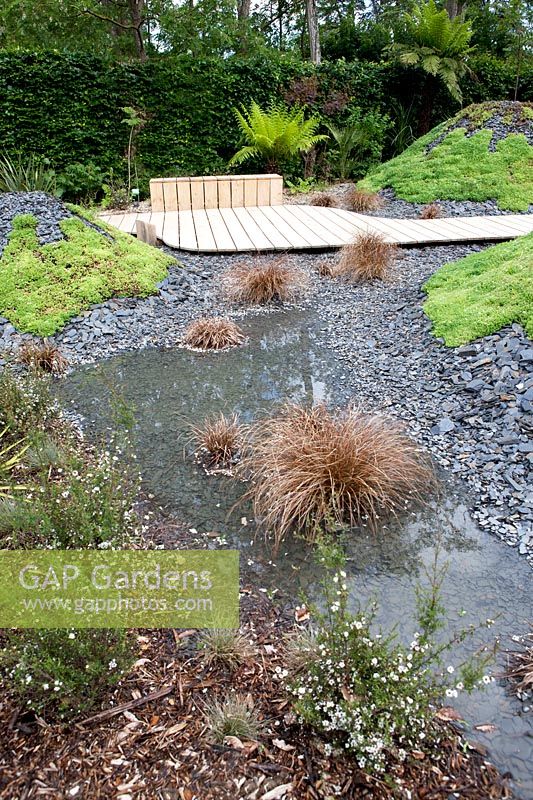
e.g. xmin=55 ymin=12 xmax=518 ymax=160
xmin=445 ymin=0 xmax=465 ymax=18
xmin=306 ymin=0 xmax=321 ymax=64
xmin=127 ymin=0 xmax=146 ymax=61
xmin=418 ymin=77 xmax=436 ymax=135
xmin=237 ymin=0 xmax=251 ymax=20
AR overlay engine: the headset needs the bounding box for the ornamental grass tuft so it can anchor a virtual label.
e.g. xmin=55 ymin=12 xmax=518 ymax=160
xmin=420 ymin=203 xmax=442 ymax=219
xmin=346 ymin=188 xmax=384 ymax=213
xmin=221 ymin=258 xmax=309 ymax=305
xmin=244 ymin=403 xmax=435 ymax=550
xmin=182 ymin=317 xmax=245 ymax=351
xmin=336 ymin=232 xmax=397 ymax=282
xmin=311 ymin=193 xmax=337 ymax=207
xmin=190 ymin=412 xmax=245 ymax=468
xmin=18 ymin=340 xmax=68 ymax=375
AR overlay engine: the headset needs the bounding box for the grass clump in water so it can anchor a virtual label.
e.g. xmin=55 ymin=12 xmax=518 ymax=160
xmin=182 ymin=317 xmax=245 ymax=351
xmin=244 ymin=403 xmax=435 ymax=550
xmin=190 ymin=412 xmax=245 ymax=468
xmin=423 ymin=233 xmax=533 ymax=345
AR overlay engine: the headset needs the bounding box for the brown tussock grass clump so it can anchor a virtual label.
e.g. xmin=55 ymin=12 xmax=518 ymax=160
xmin=336 ymin=232 xmax=398 ymax=282
xmin=190 ymin=412 xmax=244 ymax=468
xmin=244 ymin=403 xmax=435 ymax=551
xmin=347 ymin=188 xmax=384 ymax=213
xmin=17 ymin=340 xmax=68 ymax=375
xmin=182 ymin=317 xmax=245 ymax=351
xmin=221 ymin=259 xmax=309 ymax=305
xmin=420 ymin=203 xmax=442 ymax=219
xmin=311 ymin=193 xmax=337 ymax=208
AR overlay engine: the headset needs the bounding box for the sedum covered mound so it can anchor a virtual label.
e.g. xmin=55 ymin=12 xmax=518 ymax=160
xmin=359 ymin=101 xmax=533 ymax=211
xmin=423 ymin=232 xmax=533 ymax=346
xmin=0 ymin=199 xmax=174 ymax=336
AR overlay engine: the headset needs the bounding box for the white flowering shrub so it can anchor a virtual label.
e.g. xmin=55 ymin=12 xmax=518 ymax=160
xmin=1 ymin=628 xmax=135 ymax=719
xmin=0 ymin=367 xmax=141 ymax=548
xmin=284 ymin=544 xmax=494 ymax=775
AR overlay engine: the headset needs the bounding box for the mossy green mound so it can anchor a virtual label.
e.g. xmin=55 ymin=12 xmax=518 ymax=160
xmin=423 ymin=233 xmax=533 ymax=346
xmin=0 ymin=209 xmax=174 ymax=336
xmin=359 ymin=102 xmax=533 ymax=211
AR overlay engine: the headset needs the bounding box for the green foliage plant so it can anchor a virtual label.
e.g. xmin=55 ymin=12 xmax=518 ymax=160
xmin=389 ymin=0 xmax=474 ymax=132
xmin=1 ymin=628 xmax=135 ymax=720
xmin=229 ymin=101 xmax=327 ymax=174
xmin=0 ymin=152 xmax=57 ymax=193
xmin=423 ymin=232 xmax=533 ymax=345
xmin=0 ymin=210 xmax=174 ymax=336
xmin=56 ymin=162 xmax=106 ymax=203
xmin=326 ymin=108 xmax=389 ymax=180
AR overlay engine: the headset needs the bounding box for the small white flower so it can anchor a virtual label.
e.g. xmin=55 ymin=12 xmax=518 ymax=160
xmin=447 ymin=665 xmax=454 ymax=674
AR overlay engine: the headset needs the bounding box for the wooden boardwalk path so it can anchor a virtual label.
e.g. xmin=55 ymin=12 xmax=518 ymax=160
xmin=99 ymin=205 xmax=533 ymax=253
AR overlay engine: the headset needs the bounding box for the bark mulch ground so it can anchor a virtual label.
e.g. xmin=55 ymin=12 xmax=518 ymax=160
xmin=0 ymin=589 xmax=513 ymax=800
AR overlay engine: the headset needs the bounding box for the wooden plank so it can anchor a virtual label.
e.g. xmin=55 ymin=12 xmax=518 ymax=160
xmin=136 ymin=220 xmax=158 ymax=246
xmin=162 ymin=211 xmax=180 ymax=249
xmin=118 ymin=213 xmax=139 ymax=234
xmin=98 ymin=213 xmax=112 ymax=225
xmin=372 ymin=216 xmax=452 ymax=243
xmin=205 ymin=208 xmax=237 ymax=252
xmin=190 ymin=178 xmax=205 ymax=210
xmin=469 ymin=215 xmax=533 ymax=235
xmin=176 ymin=210 xmax=197 ymax=250
xmin=107 ymin=213 xmax=125 ymax=232
xmin=416 ymin=217 xmax=500 ymax=241
xmin=257 ymin=178 xmax=271 ymax=206
xmin=192 ymin=209 xmax=218 ymax=252
xmin=217 ymin=179 xmax=232 ymax=209
xmin=202 ymin=179 xmax=218 ymax=210
xmin=232 ymin=206 xmax=278 ymax=251
xmin=324 ymin=207 xmax=378 ymax=236
xmin=177 ymin=180 xmax=192 ymax=212
xmin=270 ymin=205 xmax=332 ymax=247
xmin=162 ymin=181 xmax=178 ymax=212
xmin=244 ymin=177 xmax=258 ymax=207
xmin=245 ymin=206 xmax=292 ymax=250
xmin=150 ymin=212 xmax=166 ymax=240
xmin=218 ymin=207 xmax=256 ymax=250
xmin=259 ymin=206 xmax=315 ymax=249
xmin=150 ymin=180 xmax=165 ymax=212
xmin=269 ymin=175 xmax=283 ymax=205
xmin=288 ymin=205 xmax=351 ymax=247
xmin=231 ymin=179 xmax=244 ymax=208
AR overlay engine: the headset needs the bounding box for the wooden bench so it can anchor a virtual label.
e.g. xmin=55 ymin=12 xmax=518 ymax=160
xmin=149 ymin=174 xmax=283 ymax=213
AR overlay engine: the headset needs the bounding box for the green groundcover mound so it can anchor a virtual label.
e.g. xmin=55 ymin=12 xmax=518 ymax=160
xmin=359 ymin=101 xmax=533 ymax=211
xmin=0 ymin=206 xmax=174 ymax=337
xmin=423 ymin=232 xmax=533 ymax=346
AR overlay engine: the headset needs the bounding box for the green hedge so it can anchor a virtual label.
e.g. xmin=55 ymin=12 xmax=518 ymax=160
xmin=0 ymin=50 xmax=530 ymax=184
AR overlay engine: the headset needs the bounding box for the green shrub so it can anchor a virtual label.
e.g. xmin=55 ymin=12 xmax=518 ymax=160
xmin=0 ymin=369 xmax=60 ymax=443
xmin=57 ymin=162 xmax=107 ymax=203
xmin=0 ymin=210 xmax=174 ymax=336
xmin=1 ymin=628 xmax=135 ymax=720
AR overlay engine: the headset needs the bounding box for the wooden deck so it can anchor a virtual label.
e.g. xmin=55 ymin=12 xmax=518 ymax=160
xmin=99 ymin=205 xmax=533 ymax=253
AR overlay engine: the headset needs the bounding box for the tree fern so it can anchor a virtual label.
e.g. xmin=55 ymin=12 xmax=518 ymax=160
xmin=389 ymin=0 xmax=473 ymax=129
xmin=229 ymin=101 xmax=327 ymax=174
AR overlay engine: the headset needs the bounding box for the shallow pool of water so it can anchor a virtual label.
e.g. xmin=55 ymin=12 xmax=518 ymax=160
xmin=61 ymin=310 xmax=533 ymax=798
